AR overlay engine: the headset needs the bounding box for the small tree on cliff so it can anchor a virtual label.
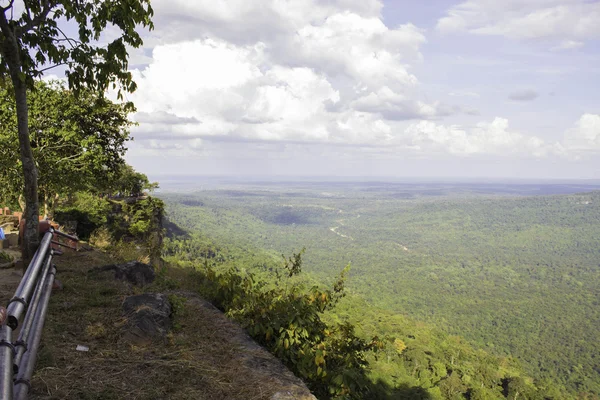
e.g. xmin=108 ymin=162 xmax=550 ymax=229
xmin=0 ymin=0 xmax=153 ymax=261
xmin=103 ymin=164 xmax=158 ymax=197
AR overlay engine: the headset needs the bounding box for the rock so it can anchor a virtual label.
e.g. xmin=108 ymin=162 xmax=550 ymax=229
xmin=91 ymin=261 xmax=155 ymax=286
xmin=122 ymin=293 xmax=171 ymax=344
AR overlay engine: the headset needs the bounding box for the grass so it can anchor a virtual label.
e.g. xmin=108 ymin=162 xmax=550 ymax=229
xmin=30 ymin=246 xmax=313 ymax=400
xmin=0 ymin=251 xmax=13 ymax=263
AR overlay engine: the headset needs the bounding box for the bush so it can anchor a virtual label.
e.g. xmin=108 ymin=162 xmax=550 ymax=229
xmin=54 ymin=193 xmax=111 ymax=240
xmin=191 ymin=250 xmax=386 ymax=399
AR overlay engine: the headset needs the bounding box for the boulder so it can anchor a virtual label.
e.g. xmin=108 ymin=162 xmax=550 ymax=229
xmin=122 ymin=293 xmax=171 ymax=344
xmin=91 ymin=261 xmax=155 ymax=286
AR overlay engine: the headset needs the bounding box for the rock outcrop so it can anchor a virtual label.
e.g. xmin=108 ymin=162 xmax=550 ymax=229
xmin=90 ymin=261 xmax=155 ymax=286
xmin=122 ymin=293 xmax=171 ymax=344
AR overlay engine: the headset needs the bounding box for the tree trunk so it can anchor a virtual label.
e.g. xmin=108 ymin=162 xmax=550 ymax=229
xmin=0 ymin=15 xmax=40 ymax=264
xmin=14 ymin=76 xmax=39 ymax=264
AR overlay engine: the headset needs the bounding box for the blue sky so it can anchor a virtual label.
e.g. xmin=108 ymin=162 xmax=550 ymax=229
xmin=67 ymin=0 xmax=600 ymax=179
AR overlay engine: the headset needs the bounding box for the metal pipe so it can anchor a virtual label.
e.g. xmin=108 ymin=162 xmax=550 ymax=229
xmin=51 ymin=229 xmax=79 ymax=242
xmin=13 ymin=254 xmax=53 ymax=369
xmin=0 ymin=325 xmax=14 ymax=400
xmin=6 ymin=232 xmax=53 ymax=329
xmin=13 ymin=266 xmax=56 ymax=400
xmin=51 ymin=240 xmax=78 ymax=250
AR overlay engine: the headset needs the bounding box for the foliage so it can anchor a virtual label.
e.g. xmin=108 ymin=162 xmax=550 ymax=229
xmin=159 ymin=184 xmax=600 ymax=398
xmin=53 ymin=192 xmax=111 ymax=239
xmin=53 ymin=190 xmax=163 ymax=253
xmin=0 ymin=0 xmax=154 ymax=94
xmin=0 ymin=0 xmax=153 ymax=259
xmin=102 ymin=164 xmax=159 ymax=197
xmin=189 ymin=250 xmax=387 ymax=399
xmin=0 ymin=251 xmax=12 ymax=263
xmin=117 ymin=196 xmax=164 ymax=240
xmin=164 ymin=227 xmax=551 ymax=399
xmin=0 ymin=81 xmax=133 ymax=209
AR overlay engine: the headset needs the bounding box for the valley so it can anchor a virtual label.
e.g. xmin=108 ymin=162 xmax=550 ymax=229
xmin=159 ymin=180 xmax=600 ymax=398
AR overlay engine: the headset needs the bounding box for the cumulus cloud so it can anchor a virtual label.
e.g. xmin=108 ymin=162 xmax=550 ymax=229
xmin=398 ymin=118 xmax=549 ymax=156
xmin=563 ymin=113 xmax=600 ymax=152
xmin=126 ymin=2 xmax=456 ymax=152
xmin=119 ymin=0 xmax=595 ymax=165
xmin=508 ymin=89 xmax=540 ymax=101
xmin=351 ymin=87 xmax=457 ymax=120
xmin=148 ymin=0 xmax=383 ymax=45
xmin=437 ymin=0 xmax=600 ymax=46
xmin=290 ymin=13 xmax=425 ymax=89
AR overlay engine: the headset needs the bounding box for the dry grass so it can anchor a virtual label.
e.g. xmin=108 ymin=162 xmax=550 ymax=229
xmin=29 ymin=247 xmax=312 ymax=400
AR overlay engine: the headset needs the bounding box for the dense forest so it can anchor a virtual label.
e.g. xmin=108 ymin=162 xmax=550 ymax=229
xmin=159 ymin=182 xmax=600 ymax=399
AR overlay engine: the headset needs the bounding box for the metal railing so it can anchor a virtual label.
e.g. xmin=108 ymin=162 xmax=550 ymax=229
xmin=0 ymin=228 xmax=78 ymax=400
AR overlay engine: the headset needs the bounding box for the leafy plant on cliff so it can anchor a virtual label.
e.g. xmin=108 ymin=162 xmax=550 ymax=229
xmin=191 ymin=250 xmax=386 ymax=399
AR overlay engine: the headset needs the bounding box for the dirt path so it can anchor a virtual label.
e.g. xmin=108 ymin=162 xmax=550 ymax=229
xmin=328 ymin=210 xmax=360 ymax=241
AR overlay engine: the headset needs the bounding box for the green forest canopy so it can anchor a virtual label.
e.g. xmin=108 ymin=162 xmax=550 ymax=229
xmin=159 ymin=184 xmax=600 ymax=399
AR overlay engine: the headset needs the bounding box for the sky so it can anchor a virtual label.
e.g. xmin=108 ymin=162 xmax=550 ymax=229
xmin=65 ymin=0 xmax=600 ymax=179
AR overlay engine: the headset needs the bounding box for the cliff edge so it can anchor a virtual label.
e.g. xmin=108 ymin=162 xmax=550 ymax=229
xmin=23 ymin=247 xmax=315 ymax=399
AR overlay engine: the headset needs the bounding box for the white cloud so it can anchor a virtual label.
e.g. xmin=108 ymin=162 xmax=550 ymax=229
xmin=291 ymin=13 xmax=425 ymax=90
xmin=399 ymin=118 xmax=550 ymax=156
xmin=126 ymin=37 xmax=594 ymax=161
xmin=117 ymin=0 xmax=596 ymax=167
xmin=149 ymin=0 xmax=383 ymax=45
xmin=437 ymin=0 xmax=600 ymax=46
xmin=564 ymin=113 xmax=600 ymax=152
xmin=352 ymin=87 xmax=456 ymax=120
xmin=126 ymin=4 xmax=450 ymax=151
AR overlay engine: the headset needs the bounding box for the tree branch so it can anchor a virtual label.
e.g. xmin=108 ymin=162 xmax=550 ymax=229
xmin=55 ymin=25 xmax=81 ymax=49
xmin=38 ymin=62 xmax=68 ymax=73
xmin=17 ymin=0 xmax=52 ymax=37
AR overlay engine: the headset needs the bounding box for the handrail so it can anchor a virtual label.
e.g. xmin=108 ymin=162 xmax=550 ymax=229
xmin=0 ymin=228 xmax=78 ymax=400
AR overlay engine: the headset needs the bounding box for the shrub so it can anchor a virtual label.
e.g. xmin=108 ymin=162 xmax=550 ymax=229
xmin=191 ymin=250 xmax=386 ymax=399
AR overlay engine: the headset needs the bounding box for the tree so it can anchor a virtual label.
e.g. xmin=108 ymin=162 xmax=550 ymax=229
xmin=0 ymin=0 xmax=153 ymax=261
xmin=0 ymin=80 xmax=133 ymax=217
